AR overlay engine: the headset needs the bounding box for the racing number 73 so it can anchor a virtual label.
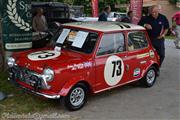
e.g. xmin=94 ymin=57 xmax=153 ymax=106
xmin=112 ymin=60 xmax=122 ymax=77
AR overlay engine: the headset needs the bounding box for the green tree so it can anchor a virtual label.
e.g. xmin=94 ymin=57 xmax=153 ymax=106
xmin=32 ymin=0 xmax=130 ymax=15
xmin=169 ymin=0 xmax=178 ymax=4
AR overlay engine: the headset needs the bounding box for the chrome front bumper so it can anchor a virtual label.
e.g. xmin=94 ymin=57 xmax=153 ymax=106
xmin=8 ymin=66 xmax=51 ymax=90
xmin=20 ymin=85 xmax=60 ymax=99
xmin=8 ymin=66 xmax=60 ymax=99
xmin=9 ymin=76 xmax=60 ymax=99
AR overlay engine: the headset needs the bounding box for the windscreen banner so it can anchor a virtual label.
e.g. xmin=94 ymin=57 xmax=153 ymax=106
xmin=130 ymin=0 xmax=143 ymax=24
xmin=91 ymin=0 xmax=98 ymax=17
xmin=1 ymin=0 xmax=32 ymax=51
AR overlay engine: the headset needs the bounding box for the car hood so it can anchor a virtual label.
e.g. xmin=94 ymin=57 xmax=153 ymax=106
xmin=13 ymin=48 xmax=91 ymax=72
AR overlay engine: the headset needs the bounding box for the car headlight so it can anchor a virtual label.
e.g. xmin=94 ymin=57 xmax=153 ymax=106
xmin=7 ymin=57 xmax=16 ymax=68
xmin=42 ymin=68 xmax=54 ymax=82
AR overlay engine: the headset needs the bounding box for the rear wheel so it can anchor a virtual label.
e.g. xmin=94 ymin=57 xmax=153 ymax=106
xmin=140 ymin=66 xmax=157 ymax=87
xmin=62 ymin=83 xmax=88 ymax=111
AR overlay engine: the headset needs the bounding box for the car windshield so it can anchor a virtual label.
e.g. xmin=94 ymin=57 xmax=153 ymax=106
xmin=54 ymin=28 xmax=98 ymax=54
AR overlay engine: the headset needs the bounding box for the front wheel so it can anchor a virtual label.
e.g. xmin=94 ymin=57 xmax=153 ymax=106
xmin=140 ymin=66 xmax=157 ymax=87
xmin=62 ymin=83 xmax=88 ymax=111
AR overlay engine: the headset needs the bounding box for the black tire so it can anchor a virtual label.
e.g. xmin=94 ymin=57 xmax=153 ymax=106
xmin=140 ymin=66 xmax=157 ymax=87
xmin=62 ymin=83 xmax=88 ymax=111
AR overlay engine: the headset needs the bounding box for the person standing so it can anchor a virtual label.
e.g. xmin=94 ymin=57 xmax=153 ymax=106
xmin=139 ymin=5 xmax=169 ymax=66
xmin=138 ymin=8 xmax=150 ymax=26
xmin=33 ymin=8 xmax=48 ymax=32
xmin=172 ymin=11 xmax=180 ymax=49
xmin=98 ymin=6 xmax=111 ymax=21
xmin=121 ymin=11 xmax=133 ymax=23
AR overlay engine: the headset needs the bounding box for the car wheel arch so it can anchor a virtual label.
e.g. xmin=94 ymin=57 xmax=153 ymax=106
xmin=151 ymin=63 xmax=160 ymax=76
xmin=59 ymin=79 xmax=92 ymax=96
xmin=146 ymin=63 xmax=159 ymax=76
xmin=140 ymin=60 xmax=159 ymax=78
xmin=139 ymin=65 xmax=158 ymax=87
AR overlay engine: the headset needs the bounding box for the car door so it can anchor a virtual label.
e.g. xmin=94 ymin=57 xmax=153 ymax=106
xmin=126 ymin=31 xmax=150 ymax=81
xmin=94 ymin=32 xmax=129 ymax=92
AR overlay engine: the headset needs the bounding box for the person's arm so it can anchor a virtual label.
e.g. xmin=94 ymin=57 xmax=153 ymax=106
xmin=157 ymin=29 xmax=168 ymax=39
xmin=138 ymin=17 xmax=144 ymax=26
xmin=144 ymin=24 xmax=152 ymax=29
xmin=157 ymin=16 xmax=169 ymax=39
xmin=138 ymin=16 xmax=147 ymax=26
xmin=140 ymin=16 xmax=152 ymax=29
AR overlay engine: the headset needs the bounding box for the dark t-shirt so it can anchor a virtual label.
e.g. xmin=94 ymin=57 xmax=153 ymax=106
xmin=98 ymin=12 xmax=108 ymax=21
xmin=139 ymin=14 xmax=169 ymax=40
xmin=138 ymin=16 xmax=148 ymax=26
xmin=121 ymin=16 xmax=131 ymax=23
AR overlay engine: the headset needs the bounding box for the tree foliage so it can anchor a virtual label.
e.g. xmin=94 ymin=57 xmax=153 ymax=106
xmin=32 ymin=0 xmax=129 ymax=5
xmin=169 ymin=0 xmax=178 ymax=4
xmin=32 ymin=0 xmax=130 ymax=16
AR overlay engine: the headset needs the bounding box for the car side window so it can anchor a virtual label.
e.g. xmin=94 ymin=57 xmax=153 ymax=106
xmin=97 ymin=33 xmax=125 ymax=56
xmin=128 ymin=31 xmax=148 ymax=51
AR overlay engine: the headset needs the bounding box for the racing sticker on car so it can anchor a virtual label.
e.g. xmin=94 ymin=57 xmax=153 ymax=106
xmin=104 ymin=55 xmax=124 ymax=86
xmin=133 ymin=68 xmax=141 ymax=77
xmin=27 ymin=50 xmax=61 ymax=61
xmin=136 ymin=53 xmax=149 ymax=59
xmin=67 ymin=62 xmax=92 ymax=71
xmin=149 ymin=50 xmax=155 ymax=58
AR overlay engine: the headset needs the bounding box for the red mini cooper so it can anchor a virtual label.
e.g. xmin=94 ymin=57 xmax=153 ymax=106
xmin=8 ymin=22 xmax=160 ymax=111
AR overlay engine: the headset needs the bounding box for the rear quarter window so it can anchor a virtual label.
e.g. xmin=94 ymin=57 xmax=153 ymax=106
xmin=128 ymin=31 xmax=148 ymax=51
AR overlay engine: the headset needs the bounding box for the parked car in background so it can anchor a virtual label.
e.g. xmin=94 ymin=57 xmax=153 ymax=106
xmin=71 ymin=17 xmax=118 ymax=22
xmin=108 ymin=12 xmax=126 ymax=20
xmin=69 ymin=5 xmax=84 ymax=18
xmin=32 ymin=2 xmax=84 ymax=27
xmin=8 ymin=22 xmax=160 ymax=111
xmin=32 ymin=2 xmax=72 ymax=25
xmin=71 ymin=12 xmax=126 ymax=22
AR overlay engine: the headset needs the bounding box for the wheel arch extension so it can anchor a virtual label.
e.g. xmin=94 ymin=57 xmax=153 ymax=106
xmin=151 ymin=63 xmax=160 ymax=76
xmin=141 ymin=62 xmax=160 ymax=79
xmin=59 ymin=79 xmax=93 ymax=96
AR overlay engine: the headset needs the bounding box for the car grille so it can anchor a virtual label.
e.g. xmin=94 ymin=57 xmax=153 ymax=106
xmin=10 ymin=66 xmax=42 ymax=88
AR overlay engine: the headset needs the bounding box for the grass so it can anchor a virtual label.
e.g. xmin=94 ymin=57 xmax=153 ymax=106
xmin=0 ymin=71 xmax=58 ymax=116
xmin=165 ymin=35 xmax=176 ymax=40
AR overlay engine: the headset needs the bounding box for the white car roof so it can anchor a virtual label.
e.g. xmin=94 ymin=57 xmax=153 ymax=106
xmin=63 ymin=22 xmax=145 ymax=32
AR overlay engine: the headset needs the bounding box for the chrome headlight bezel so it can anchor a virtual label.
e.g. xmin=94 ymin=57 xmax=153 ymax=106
xmin=42 ymin=68 xmax=54 ymax=82
xmin=7 ymin=57 xmax=16 ymax=68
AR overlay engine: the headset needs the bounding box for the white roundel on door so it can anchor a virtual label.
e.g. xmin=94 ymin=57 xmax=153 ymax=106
xmin=28 ymin=50 xmax=61 ymax=61
xmin=104 ymin=55 xmax=125 ymax=86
